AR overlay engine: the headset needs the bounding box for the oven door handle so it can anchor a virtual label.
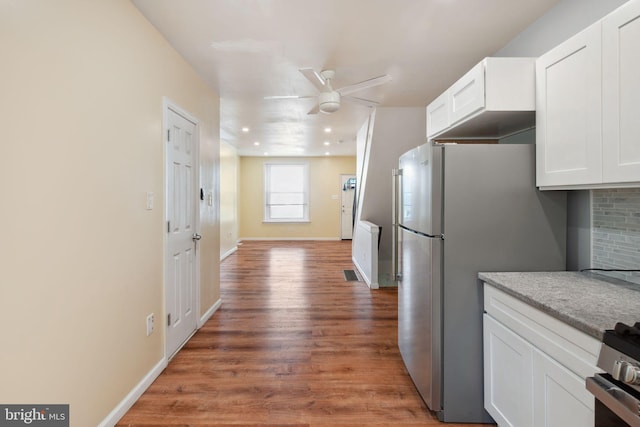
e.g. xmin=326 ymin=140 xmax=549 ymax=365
xmin=587 ymin=375 xmax=640 ymax=427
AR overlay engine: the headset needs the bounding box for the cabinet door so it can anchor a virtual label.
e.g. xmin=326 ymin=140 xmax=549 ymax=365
xmin=602 ymin=0 xmax=640 ymax=183
xmin=484 ymin=314 xmax=534 ymax=427
xmin=426 ymin=91 xmax=449 ymax=138
xmin=449 ymin=60 xmax=485 ymax=125
xmin=533 ymin=349 xmax=594 ymax=427
xmin=536 ymin=24 xmax=602 ymax=188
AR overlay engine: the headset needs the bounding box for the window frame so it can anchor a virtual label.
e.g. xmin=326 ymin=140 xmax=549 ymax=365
xmin=263 ymin=162 xmax=310 ymax=223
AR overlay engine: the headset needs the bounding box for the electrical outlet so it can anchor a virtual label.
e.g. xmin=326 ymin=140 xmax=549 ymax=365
xmin=146 ymin=313 xmax=155 ymax=336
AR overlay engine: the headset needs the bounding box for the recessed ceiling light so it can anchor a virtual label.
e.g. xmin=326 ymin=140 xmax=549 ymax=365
xmin=324 ymin=127 xmax=332 ymax=133
xmin=254 ymin=141 xmax=260 ymax=146
xmin=323 ymin=141 xmax=330 ymax=146
xmin=242 ymin=127 xmax=250 ymax=132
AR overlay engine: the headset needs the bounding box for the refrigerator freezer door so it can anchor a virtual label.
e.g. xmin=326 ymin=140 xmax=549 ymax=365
xmin=399 ymin=144 xmax=437 ymax=235
xmin=398 ymin=226 xmax=442 ymax=412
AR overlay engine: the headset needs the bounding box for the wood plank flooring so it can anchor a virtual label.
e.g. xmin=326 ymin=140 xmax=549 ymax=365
xmin=117 ymin=240 xmax=491 ymax=427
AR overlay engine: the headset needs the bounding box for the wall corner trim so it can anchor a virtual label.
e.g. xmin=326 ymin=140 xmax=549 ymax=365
xmin=220 ymin=246 xmax=238 ymax=261
xmin=98 ymin=357 xmax=167 ymax=427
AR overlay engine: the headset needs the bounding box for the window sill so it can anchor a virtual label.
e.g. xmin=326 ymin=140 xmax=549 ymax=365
xmin=263 ymin=220 xmax=310 ymax=224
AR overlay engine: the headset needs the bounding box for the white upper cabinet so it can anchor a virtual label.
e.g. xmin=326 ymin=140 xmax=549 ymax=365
xmin=449 ymin=60 xmax=486 ymax=125
xmin=537 ymin=0 xmax=640 ymax=189
xmin=426 ymin=91 xmax=449 ymax=138
xmin=536 ymin=23 xmax=603 ymax=188
xmin=426 ymin=58 xmax=535 ymax=139
xmin=602 ymin=0 xmax=640 ymax=183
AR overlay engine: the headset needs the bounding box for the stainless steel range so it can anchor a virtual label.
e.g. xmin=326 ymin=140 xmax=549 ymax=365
xmin=587 ymin=322 xmax=640 ymax=427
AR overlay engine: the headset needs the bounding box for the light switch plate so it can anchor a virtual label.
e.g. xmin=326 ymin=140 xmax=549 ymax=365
xmin=146 ymin=192 xmax=154 ymax=210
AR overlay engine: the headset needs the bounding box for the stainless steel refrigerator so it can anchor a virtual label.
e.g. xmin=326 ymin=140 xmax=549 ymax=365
xmin=392 ymin=142 xmax=566 ymax=423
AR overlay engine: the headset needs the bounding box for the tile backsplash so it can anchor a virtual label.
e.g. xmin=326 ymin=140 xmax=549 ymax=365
xmin=592 ymin=188 xmax=640 ymax=285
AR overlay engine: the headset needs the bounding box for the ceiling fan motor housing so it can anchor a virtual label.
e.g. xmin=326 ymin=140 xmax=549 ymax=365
xmin=319 ymin=91 xmax=341 ymax=113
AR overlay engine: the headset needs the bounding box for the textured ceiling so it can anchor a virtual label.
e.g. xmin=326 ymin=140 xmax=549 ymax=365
xmin=132 ymin=0 xmax=560 ymax=156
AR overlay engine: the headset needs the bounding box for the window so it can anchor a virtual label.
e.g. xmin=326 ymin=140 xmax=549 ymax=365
xmin=264 ymin=163 xmax=309 ymax=222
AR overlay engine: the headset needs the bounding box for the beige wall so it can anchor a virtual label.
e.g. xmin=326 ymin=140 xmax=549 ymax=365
xmin=239 ymin=156 xmax=356 ymax=239
xmin=220 ymin=141 xmax=239 ymax=258
xmin=0 ymin=1 xmax=219 ymax=426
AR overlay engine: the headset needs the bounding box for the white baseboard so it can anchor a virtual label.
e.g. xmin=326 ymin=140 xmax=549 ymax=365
xmin=352 ymin=256 xmax=379 ymax=289
xmin=99 ymin=300 xmax=221 ymax=426
xmin=98 ymin=357 xmax=167 ymax=427
xmin=239 ymin=237 xmax=341 ymax=241
xmin=220 ymin=246 xmax=237 ymax=261
xmin=198 ymin=298 xmax=222 ymax=328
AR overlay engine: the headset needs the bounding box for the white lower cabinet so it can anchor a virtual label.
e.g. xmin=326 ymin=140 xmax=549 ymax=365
xmin=532 ymin=349 xmax=594 ymax=427
xmin=483 ymin=285 xmax=600 ymax=427
xmin=484 ymin=314 xmax=534 ymax=427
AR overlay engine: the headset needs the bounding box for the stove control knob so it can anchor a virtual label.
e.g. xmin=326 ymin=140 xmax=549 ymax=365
xmin=613 ymin=360 xmax=640 ymax=385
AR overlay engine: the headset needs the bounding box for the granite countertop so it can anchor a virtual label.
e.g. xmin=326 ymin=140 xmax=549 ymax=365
xmin=479 ymin=271 xmax=640 ymax=339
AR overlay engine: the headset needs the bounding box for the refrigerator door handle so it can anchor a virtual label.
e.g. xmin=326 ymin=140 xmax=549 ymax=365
xmin=399 ymin=224 xmax=444 ymax=240
xmin=392 ymin=168 xmax=402 ymax=281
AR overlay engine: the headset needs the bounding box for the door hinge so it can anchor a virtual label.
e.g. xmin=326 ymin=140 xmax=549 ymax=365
xmin=167 ymin=220 xmax=171 ymax=233
xmin=167 ymin=129 xmax=170 ymax=141
xmin=167 ymin=313 xmax=171 ymax=326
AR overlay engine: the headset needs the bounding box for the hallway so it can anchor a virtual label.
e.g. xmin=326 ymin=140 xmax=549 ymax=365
xmin=117 ymin=240 xmax=488 ymax=426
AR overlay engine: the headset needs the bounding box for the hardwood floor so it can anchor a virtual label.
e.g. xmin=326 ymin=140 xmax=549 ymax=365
xmin=117 ymin=240 xmax=491 ymax=427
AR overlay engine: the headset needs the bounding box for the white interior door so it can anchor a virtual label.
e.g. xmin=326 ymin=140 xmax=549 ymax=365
xmin=340 ymin=175 xmax=356 ymax=240
xmin=165 ymin=104 xmax=199 ymax=359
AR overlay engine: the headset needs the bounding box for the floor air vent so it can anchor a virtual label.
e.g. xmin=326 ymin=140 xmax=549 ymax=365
xmin=343 ymin=270 xmax=360 ymax=281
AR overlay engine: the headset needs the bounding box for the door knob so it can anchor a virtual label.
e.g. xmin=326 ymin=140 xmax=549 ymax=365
xmin=192 ymin=233 xmax=202 ymax=241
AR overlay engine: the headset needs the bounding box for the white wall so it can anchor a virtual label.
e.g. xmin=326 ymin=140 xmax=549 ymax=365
xmin=220 ymin=140 xmax=239 ymax=260
xmin=0 ymin=1 xmax=220 ymax=425
xmin=353 ymin=107 xmax=426 ymax=285
xmin=239 ymin=156 xmax=356 ymax=239
xmin=496 ymin=0 xmax=628 ymax=57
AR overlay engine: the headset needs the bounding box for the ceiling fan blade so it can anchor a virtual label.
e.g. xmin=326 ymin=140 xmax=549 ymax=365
xmin=343 ymin=95 xmax=380 ymax=108
xmin=299 ymin=68 xmax=326 ymax=91
xmin=264 ymin=95 xmax=315 ymax=100
xmin=307 ymin=104 xmax=320 ymax=115
xmin=337 ymin=75 xmax=392 ymax=96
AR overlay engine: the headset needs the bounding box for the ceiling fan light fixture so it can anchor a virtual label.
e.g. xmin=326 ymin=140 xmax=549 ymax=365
xmin=318 ymin=91 xmax=340 ymax=113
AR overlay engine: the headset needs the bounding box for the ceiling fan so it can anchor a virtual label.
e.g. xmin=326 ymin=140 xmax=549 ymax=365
xmin=265 ymin=68 xmax=391 ymax=115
